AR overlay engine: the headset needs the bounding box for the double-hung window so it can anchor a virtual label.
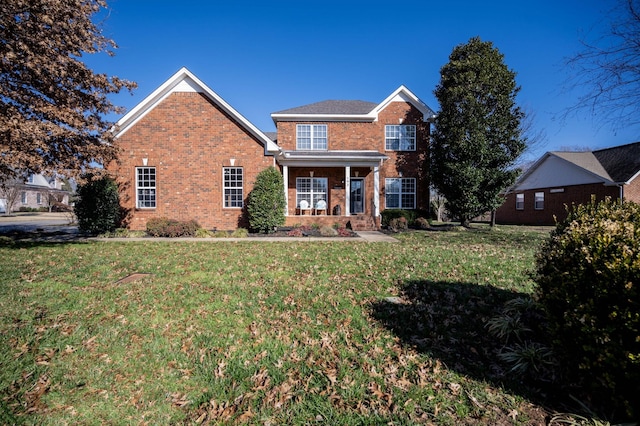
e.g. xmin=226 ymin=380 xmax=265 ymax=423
xmin=20 ymin=192 xmax=27 ymax=204
xmin=223 ymin=167 xmax=243 ymax=208
xmin=296 ymin=177 xmax=328 ymax=208
xmin=385 ymin=178 xmax=416 ymax=209
xmin=36 ymin=193 xmax=42 ymax=205
xmin=136 ymin=167 xmax=156 ymax=208
xmin=385 ymin=125 xmax=416 ymax=151
xmin=297 ymin=124 xmax=327 ymax=150
xmin=515 ymin=193 xmax=524 ymax=210
xmin=534 ymin=192 xmax=544 ymax=210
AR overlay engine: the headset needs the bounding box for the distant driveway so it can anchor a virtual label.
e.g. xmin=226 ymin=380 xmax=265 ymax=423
xmin=0 ymin=212 xmax=78 ymax=234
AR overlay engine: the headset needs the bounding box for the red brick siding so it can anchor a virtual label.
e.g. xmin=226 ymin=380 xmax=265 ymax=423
xmin=109 ymin=92 xmax=274 ymax=231
xmin=624 ymin=177 xmax=640 ymax=203
xmin=277 ymin=101 xmax=430 ymax=214
xmin=496 ymin=183 xmax=620 ymax=225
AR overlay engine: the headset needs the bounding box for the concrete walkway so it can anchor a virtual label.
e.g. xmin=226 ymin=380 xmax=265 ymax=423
xmin=94 ymin=231 xmax=398 ymax=243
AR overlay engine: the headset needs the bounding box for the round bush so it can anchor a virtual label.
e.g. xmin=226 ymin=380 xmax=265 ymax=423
xmin=533 ymin=198 xmax=640 ymax=419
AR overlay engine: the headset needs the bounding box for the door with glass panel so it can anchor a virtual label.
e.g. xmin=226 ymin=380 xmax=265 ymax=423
xmin=350 ymin=178 xmax=364 ymax=214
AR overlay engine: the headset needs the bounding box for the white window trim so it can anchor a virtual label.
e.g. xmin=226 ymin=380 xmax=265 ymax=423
xmin=223 ymin=167 xmax=244 ymax=208
xmin=136 ymin=166 xmax=157 ymax=209
xmin=296 ymin=177 xmax=328 ymax=208
xmin=534 ymin=192 xmax=544 ymax=210
xmin=385 ymin=125 xmax=416 ymax=151
xmin=296 ymin=124 xmax=328 ymax=150
xmin=385 ymin=177 xmax=416 ymax=209
xmin=515 ymin=193 xmax=524 ymax=210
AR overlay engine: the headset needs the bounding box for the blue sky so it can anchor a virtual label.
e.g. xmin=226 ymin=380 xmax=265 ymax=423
xmin=87 ymin=0 xmax=638 ymax=162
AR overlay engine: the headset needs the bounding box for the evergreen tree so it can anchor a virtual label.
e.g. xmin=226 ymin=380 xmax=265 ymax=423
xmin=74 ymin=175 xmax=120 ymax=234
xmin=247 ymin=167 xmax=285 ymax=233
xmin=432 ymin=37 xmax=526 ymax=227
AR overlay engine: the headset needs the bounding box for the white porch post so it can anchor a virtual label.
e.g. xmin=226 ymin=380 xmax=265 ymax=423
xmin=282 ymin=165 xmax=289 ymax=216
xmin=345 ymin=166 xmax=351 ymax=216
xmin=373 ymin=165 xmax=380 ymax=217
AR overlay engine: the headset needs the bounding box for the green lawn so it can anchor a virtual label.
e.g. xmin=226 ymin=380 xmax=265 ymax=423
xmin=0 ymin=227 xmax=562 ymax=424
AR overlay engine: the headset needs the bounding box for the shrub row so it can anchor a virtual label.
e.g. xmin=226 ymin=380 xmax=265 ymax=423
xmin=381 ymin=209 xmax=430 ymax=228
xmin=146 ymin=217 xmax=200 ymax=237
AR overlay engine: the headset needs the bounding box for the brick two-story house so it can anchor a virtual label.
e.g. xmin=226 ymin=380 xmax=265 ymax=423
xmin=109 ymin=68 xmax=434 ymax=231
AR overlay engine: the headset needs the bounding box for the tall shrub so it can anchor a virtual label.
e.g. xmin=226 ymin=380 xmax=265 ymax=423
xmin=533 ymin=198 xmax=640 ymax=419
xmin=247 ymin=167 xmax=285 ymax=233
xmin=74 ymin=175 xmax=121 ymax=234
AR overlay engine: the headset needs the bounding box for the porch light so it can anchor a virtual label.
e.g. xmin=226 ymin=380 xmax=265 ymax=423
xmin=310 ymin=171 xmax=314 ymax=177
xmin=142 ymin=158 xmax=148 ymax=166
xmin=399 ymin=118 xmax=404 ymax=124
xmin=354 ymin=171 xmax=359 ymax=177
xmin=399 ymin=171 xmax=403 ymax=177
xmin=230 ymin=158 xmax=236 ymax=166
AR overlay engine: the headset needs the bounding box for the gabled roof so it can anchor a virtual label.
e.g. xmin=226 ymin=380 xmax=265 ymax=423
xmin=271 ymin=85 xmax=435 ymax=123
xmin=593 ymin=141 xmax=640 ymax=183
xmin=551 ymin=151 xmax=612 ymax=181
xmin=509 ymin=141 xmax=640 ymax=193
xmin=113 ymin=67 xmax=279 ymax=155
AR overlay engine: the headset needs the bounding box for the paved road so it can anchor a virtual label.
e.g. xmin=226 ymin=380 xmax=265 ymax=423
xmin=0 ymin=212 xmax=79 ymax=234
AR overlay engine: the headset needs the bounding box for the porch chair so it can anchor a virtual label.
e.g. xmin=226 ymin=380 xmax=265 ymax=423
xmin=298 ymin=199 xmax=311 ymax=215
xmin=314 ymin=199 xmax=327 ymax=215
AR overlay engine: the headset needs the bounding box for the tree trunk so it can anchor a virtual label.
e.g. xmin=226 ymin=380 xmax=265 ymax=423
xmin=461 ymin=217 xmax=471 ymax=228
xmin=490 ymin=210 xmax=496 ymax=227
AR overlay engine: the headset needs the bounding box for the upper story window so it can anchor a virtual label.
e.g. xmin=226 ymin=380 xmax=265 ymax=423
xmin=297 ymin=124 xmax=327 ymax=150
xmin=136 ymin=167 xmax=156 ymax=209
xmin=515 ymin=193 xmax=524 ymax=210
xmin=385 ymin=125 xmax=416 ymax=151
xmin=223 ymin=167 xmax=243 ymax=208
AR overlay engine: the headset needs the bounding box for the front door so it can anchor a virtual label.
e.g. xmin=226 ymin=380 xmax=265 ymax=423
xmin=350 ymin=178 xmax=364 ymax=214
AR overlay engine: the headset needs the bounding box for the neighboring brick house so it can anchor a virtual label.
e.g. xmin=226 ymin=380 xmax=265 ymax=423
xmin=109 ymin=67 xmax=435 ymax=231
xmin=496 ymin=142 xmax=640 ymax=225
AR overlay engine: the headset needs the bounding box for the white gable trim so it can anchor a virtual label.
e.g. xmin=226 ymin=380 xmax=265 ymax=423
xmin=508 ymin=152 xmax=616 ymax=192
xmin=113 ymin=67 xmax=279 ymax=155
xmin=373 ymin=85 xmax=436 ymax=122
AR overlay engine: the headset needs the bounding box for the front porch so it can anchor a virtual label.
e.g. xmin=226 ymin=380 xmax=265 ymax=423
xmin=277 ymin=151 xmax=387 ymax=231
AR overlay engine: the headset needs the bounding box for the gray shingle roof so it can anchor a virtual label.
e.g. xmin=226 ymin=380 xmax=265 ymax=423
xmin=552 ymin=151 xmax=613 ymax=181
xmin=273 ymin=100 xmax=377 ymax=115
xmin=593 ymin=141 xmax=640 ymax=182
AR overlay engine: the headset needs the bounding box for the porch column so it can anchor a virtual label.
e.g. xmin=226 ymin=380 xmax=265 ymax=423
xmin=344 ymin=166 xmax=351 ymax=216
xmin=282 ymin=165 xmax=289 ymax=216
xmin=373 ymin=165 xmax=380 ymax=217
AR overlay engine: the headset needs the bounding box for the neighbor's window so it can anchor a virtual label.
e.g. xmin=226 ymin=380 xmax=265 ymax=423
xmin=136 ymin=167 xmax=156 ymax=208
xmin=297 ymin=124 xmax=327 ymax=150
xmin=223 ymin=167 xmax=243 ymax=208
xmin=385 ymin=125 xmax=416 ymax=151
xmin=36 ymin=193 xmax=42 ymax=205
xmin=296 ymin=177 xmax=328 ymax=208
xmin=534 ymin=192 xmax=544 ymax=210
xmin=21 ymin=192 xmax=27 ymax=204
xmin=385 ymin=178 xmax=416 ymax=209
xmin=515 ymin=193 xmax=524 ymax=210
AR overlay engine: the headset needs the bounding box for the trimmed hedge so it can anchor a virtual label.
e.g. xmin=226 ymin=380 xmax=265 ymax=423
xmin=247 ymin=166 xmax=285 ymax=233
xmin=533 ymin=198 xmax=640 ymax=419
xmin=146 ymin=217 xmax=200 ymax=237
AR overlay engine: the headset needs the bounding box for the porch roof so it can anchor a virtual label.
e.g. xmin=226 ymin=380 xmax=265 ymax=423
xmin=277 ymin=150 xmax=388 ymax=167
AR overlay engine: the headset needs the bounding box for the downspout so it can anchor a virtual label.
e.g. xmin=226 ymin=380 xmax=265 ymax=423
xmin=619 ymin=184 xmax=624 ymax=204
